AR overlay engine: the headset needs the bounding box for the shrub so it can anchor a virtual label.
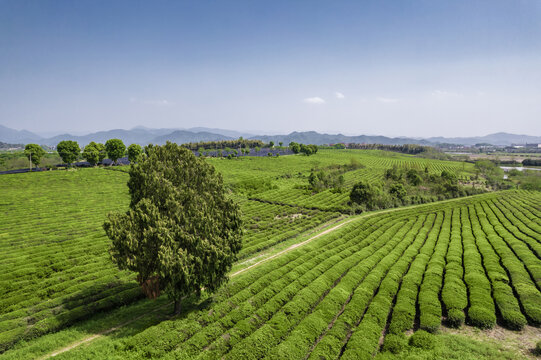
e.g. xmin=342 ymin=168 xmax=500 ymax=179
xmin=467 ymin=306 xmax=496 ymax=329
xmin=501 ymin=310 xmax=527 ymax=331
xmin=409 ymin=330 xmax=436 ymax=349
xmin=446 ymin=308 xmax=465 ymax=328
xmin=419 ymin=312 xmax=441 ymax=333
xmin=382 ymin=334 xmax=407 ymax=354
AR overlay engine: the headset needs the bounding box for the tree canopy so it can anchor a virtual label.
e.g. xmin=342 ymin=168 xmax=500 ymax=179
xmin=289 ymin=142 xmax=300 ymax=154
xmin=103 ymin=142 xmax=243 ymax=314
xmin=57 ymin=140 xmax=80 ymax=166
xmin=24 ymin=144 xmax=45 ymax=168
xmin=105 ymin=138 xmax=126 ymax=164
xmin=300 ymin=144 xmax=318 ymax=156
xmin=350 ymin=181 xmax=382 ymax=210
xmin=127 ymin=143 xmax=143 ymax=163
xmin=82 ymin=142 xmax=106 ymax=166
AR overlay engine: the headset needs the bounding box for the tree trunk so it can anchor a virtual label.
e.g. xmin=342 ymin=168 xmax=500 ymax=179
xmin=174 ymin=299 xmax=181 ymax=315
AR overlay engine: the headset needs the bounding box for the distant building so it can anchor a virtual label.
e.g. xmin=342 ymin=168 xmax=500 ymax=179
xmin=525 ymin=143 xmax=541 ymax=148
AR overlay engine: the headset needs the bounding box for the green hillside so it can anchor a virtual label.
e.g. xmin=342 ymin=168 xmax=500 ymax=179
xmin=0 ymin=149 xmax=539 ymax=359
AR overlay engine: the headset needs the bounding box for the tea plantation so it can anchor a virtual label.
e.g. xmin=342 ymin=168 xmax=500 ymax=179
xmin=0 ymin=149 xmax=539 ymax=359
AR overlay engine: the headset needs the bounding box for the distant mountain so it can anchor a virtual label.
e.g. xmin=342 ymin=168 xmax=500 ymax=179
xmin=0 ymin=125 xmax=42 ymax=144
xmin=151 ymin=130 xmax=232 ymax=145
xmin=1 ymin=124 xmax=540 ymax=147
xmin=43 ymin=128 xmax=162 ymax=146
xmin=250 ymin=131 xmax=433 ymax=146
xmin=186 ymin=127 xmax=254 ymax=139
xmin=426 ymin=132 xmax=541 ymax=146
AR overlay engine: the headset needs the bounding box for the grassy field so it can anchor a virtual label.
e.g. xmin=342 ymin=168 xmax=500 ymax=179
xmin=0 ymin=149 xmax=539 ymax=359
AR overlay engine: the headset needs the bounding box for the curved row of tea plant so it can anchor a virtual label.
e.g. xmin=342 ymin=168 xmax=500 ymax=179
xmin=29 ymin=190 xmax=540 ymax=360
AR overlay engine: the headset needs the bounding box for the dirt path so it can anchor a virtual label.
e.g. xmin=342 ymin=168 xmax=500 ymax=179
xmin=231 ymin=217 xmax=353 ymax=277
xmin=43 ymin=217 xmax=355 ymax=358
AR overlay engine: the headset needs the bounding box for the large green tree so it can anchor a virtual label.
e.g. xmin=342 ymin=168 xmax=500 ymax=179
xmin=57 ymin=140 xmax=80 ymax=166
xmin=82 ymin=142 xmax=106 ymax=166
xmin=103 ymin=142 xmax=243 ymax=314
xmin=127 ymin=143 xmax=143 ymax=163
xmin=24 ymin=144 xmax=46 ymax=169
xmin=105 ymin=138 xmax=126 ymax=165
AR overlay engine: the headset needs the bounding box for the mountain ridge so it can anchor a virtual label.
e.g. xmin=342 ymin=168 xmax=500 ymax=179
xmin=1 ymin=124 xmax=540 ymax=147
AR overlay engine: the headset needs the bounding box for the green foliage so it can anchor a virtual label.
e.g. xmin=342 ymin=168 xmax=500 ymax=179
xmin=289 ymin=142 xmax=300 ymax=154
xmin=475 ymin=160 xmax=507 ymax=189
xmin=347 ymin=143 xmax=435 ymax=155
xmin=467 ymin=306 xmax=496 ymax=329
xmin=232 ymin=178 xmax=277 ymax=195
xmin=522 ymin=158 xmax=541 ymax=166
xmin=182 ymin=139 xmax=263 ymax=151
xmin=308 ymin=169 xmax=345 ymax=193
xmin=350 ymin=181 xmax=383 ymax=210
xmin=376 ymin=333 xmax=523 ymax=360
xmin=389 ymin=183 xmax=407 ymax=201
xmin=409 ymin=330 xmax=437 ymax=349
xmin=382 ymin=334 xmax=407 ymax=354
xmin=514 ymin=170 xmax=541 ymax=191
xmin=406 ymin=169 xmax=422 ymax=186
xmin=300 ymin=144 xmax=318 ymax=156
xmin=3 ymin=149 xmax=537 ymax=359
xmin=24 ymin=144 xmax=45 ymax=167
xmin=105 ymin=138 xmax=126 ymax=164
xmin=385 ymin=166 xmax=403 ymax=181
xmin=82 ymin=142 xmax=106 ymax=166
xmin=56 ymin=140 xmax=80 ymax=165
xmin=104 ymin=142 xmax=243 ymax=312
xmin=127 ymin=143 xmax=143 ymax=163
xmin=0 ymin=169 xmax=138 ymax=351
xmin=446 ymin=308 xmax=465 ymax=328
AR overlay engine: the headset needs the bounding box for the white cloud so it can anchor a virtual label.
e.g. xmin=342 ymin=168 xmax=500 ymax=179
xmin=303 ymin=97 xmax=326 ymax=104
xmin=376 ymin=97 xmax=399 ymax=103
xmin=335 ymin=92 xmax=345 ymax=99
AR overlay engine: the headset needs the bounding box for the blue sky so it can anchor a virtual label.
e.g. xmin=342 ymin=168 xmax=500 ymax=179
xmin=1 ymin=0 xmax=540 ymax=137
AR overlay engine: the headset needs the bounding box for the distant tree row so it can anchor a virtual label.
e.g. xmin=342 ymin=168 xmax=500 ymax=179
xmin=345 ymin=143 xmax=433 ymax=155
xmin=522 ymin=159 xmax=541 ymax=167
xmin=182 ymin=139 xmax=264 ymax=151
xmin=24 ymin=139 xmax=143 ymax=168
xmin=1 ymin=142 xmax=24 ymax=150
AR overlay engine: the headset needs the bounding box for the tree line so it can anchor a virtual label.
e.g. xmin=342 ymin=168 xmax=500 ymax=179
xmin=182 ymin=139 xmax=265 ymax=151
xmin=22 ymin=139 xmax=321 ymax=169
xmin=23 ymin=139 xmax=143 ymax=169
xmin=345 ymin=144 xmax=433 ymax=155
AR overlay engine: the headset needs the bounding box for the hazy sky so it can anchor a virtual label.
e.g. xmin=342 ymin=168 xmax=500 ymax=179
xmin=1 ymin=0 xmax=540 ymax=137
